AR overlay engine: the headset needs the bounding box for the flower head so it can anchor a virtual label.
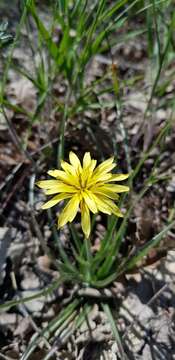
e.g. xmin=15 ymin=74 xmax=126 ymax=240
xmin=36 ymin=152 xmax=129 ymax=238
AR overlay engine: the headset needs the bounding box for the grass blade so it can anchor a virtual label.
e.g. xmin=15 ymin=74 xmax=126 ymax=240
xmin=0 ymin=277 xmax=63 ymax=311
xmin=119 ymin=219 xmax=175 ymax=273
xmin=21 ymin=298 xmax=80 ymax=360
xmin=102 ymin=303 xmax=128 ymax=360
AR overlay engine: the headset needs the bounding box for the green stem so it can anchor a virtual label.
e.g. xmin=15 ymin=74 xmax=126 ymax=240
xmin=84 ymin=237 xmax=92 ymax=283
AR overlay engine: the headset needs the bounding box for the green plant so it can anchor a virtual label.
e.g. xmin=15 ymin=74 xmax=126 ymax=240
xmin=1 ymin=0 xmax=175 ymax=358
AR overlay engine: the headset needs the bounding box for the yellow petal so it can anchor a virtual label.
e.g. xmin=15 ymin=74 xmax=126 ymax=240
xmin=100 ymin=196 xmax=123 ymax=217
xmin=37 ymin=179 xmax=77 ymax=195
xmin=82 ymin=159 xmax=97 ymax=187
xmin=88 ymin=173 xmax=112 ymax=187
xmin=97 ymin=156 xmax=114 ymax=170
xmin=44 ymin=184 xmax=78 ymax=195
xmin=48 ymin=169 xmax=69 ymax=181
xmin=61 ymin=160 xmax=77 ymax=176
xmin=90 ymin=159 xmax=97 ymax=172
xmin=36 ymin=180 xmax=61 ymax=189
xmin=82 ymin=190 xmax=98 ymax=214
xmin=101 ymin=184 xmax=129 ymax=193
xmin=93 ymin=157 xmax=115 ymax=176
xmin=83 ymin=152 xmax=91 ymax=168
xmin=69 ymin=151 xmax=82 ymax=172
xmin=41 ymin=193 xmax=72 ymax=209
xmin=107 ymin=173 xmax=129 ymax=182
xmin=91 ymin=186 xmax=119 ymax=200
xmin=87 ymin=159 xmax=97 ymax=177
xmin=47 ymin=170 xmax=63 ymax=178
xmin=91 ymin=194 xmax=112 ymax=215
xmin=81 ymin=168 xmax=90 ymax=187
xmin=58 ymin=194 xmax=80 ymax=228
xmin=48 ymin=169 xmax=79 ymax=187
xmin=90 ymin=157 xmax=116 ymax=185
xmin=81 ymin=200 xmax=91 ymax=238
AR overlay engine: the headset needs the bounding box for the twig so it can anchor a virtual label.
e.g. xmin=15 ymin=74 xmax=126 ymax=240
xmin=147 ymin=283 xmax=168 ymax=306
xmin=0 ymin=162 xmax=22 ymax=192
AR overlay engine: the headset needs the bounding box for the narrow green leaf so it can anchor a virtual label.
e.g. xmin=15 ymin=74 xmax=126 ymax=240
xmin=69 ymin=223 xmax=82 ymax=253
xmin=102 ymin=303 xmax=128 ymax=360
xmin=0 ymin=278 xmax=63 ymax=311
xmin=92 ymin=271 xmax=118 ymax=288
xmin=121 ymin=220 xmax=175 ymax=272
xmin=99 ymin=0 xmax=128 ymax=22
xmin=21 ymin=299 xmax=80 ymax=360
xmin=27 ymin=1 xmax=58 ymax=59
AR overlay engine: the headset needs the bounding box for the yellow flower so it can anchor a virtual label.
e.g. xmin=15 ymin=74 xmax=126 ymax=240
xmin=36 ymin=152 xmax=129 ymax=238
